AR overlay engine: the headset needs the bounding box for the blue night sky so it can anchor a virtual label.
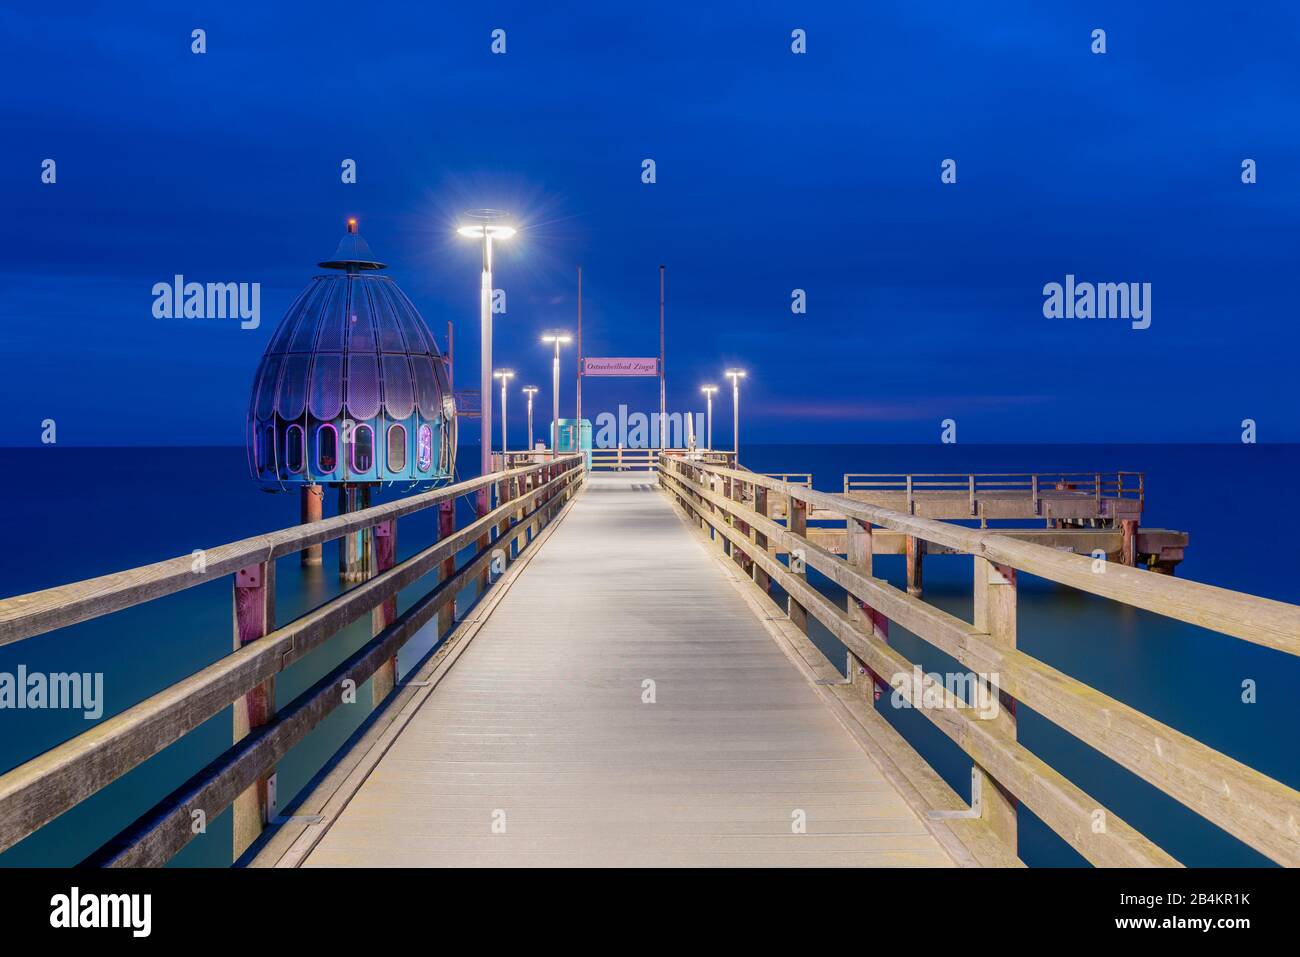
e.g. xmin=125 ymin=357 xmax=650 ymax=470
xmin=2 ymin=1 xmax=1298 ymax=446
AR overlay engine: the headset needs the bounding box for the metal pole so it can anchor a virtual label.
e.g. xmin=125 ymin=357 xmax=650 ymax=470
xmin=576 ymin=266 xmax=583 ymax=424
xmin=732 ymin=376 xmax=740 ymax=458
xmin=480 ymin=234 xmax=493 ymax=489
xmin=526 ymin=393 xmax=534 ymax=451
xmin=659 ymin=265 xmax=666 ymax=451
xmin=706 ymin=392 xmax=713 ymax=450
xmin=552 ymin=340 xmax=560 ymax=458
xmin=500 ymin=379 xmax=508 ymax=455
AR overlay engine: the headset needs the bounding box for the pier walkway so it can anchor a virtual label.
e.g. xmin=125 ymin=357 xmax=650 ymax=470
xmin=276 ymin=473 xmax=954 ymax=867
xmin=2 ymin=452 xmax=1297 ymax=869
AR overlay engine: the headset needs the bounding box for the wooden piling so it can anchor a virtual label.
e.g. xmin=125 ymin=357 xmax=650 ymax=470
xmin=1121 ymin=518 xmax=1139 ymax=567
xmin=299 ymin=485 xmax=323 ymax=566
xmin=232 ymin=560 xmax=275 ymax=859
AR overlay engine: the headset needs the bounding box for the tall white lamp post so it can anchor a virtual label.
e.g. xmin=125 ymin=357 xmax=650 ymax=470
xmin=725 ymin=369 xmax=746 ymax=460
xmin=494 ymin=369 xmax=515 ymax=457
xmin=456 ymin=210 xmax=515 ymax=491
xmin=523 ymin=385 xmax=539 ymax=452
xmin=700 ymin=385 xmax=718 ymax=451
xmin=542 ymin=333 xmax=572 ymax=458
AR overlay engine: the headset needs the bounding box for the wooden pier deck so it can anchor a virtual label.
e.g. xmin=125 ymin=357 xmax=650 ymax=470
xmin=276 ymin=473 xmax=955 ymax=867
xmin=3 ymin=452 xmax=1297 ymax=870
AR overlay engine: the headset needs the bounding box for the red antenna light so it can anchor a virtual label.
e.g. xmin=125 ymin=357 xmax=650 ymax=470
xmin=346 ymin=218 xmax=358 ymax=234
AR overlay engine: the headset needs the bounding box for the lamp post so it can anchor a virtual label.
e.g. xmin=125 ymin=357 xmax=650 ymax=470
xmin=494 ymin=369 xmax=515 ymax=457
xmin=523 ymin=386 xmax=539 ymax=452
xmin=725 ymin=369 xmax=746 ymax=460
xmin=700 ymin=385 xmax=718 ymax=451
xmin=542 ymin=333 xmax=572 ymax=458
xmin=456 ymin=211 xmax=515 ymax=491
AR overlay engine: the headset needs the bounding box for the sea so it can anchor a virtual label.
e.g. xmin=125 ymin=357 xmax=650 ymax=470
xmin=1 ymin=443 xmax=1296 ymax=867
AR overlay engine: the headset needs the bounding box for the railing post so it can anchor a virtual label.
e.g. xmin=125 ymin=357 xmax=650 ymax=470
xmin=437 ymin=498 xmax=456 ymax=636
xmin=973 ymin=556 xmax=1018 ymax=853
xmin=752 ymin=485 xmax=771 ymax=593
xmin=905 ymin=535 xmax=924 ymax=597
xmin=732 ymin=479 xmax=751 ymax=572
xmin=232 ymin=560 xmax=275 ymax=860
xmin=719 ymin=474 xmax=733 ymax=554
xmin=968 ymin=474 xmax=976 ymax=516
xmin=371 ymin=519 xmax=397 ymax=704
xmin=786 ymin=493 xmax=809 ymax=635
xmin=1031 ymin=473 xmax=1040 ymax=516
xmin=905 ymin=474 xmax=914 ymax=515
xmin=846 ymin=517 xmax=880 ymax=695
xmin=1121 ymin=518 xmax=1139 ymax=567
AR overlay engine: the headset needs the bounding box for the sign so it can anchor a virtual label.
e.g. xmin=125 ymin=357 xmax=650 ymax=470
xmin=583 ymin=357 xmax=659 ymax=377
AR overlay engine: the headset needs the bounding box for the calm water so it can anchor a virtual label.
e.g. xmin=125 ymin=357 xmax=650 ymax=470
xmin=1 ymin=444 xmax=1296 ymax=867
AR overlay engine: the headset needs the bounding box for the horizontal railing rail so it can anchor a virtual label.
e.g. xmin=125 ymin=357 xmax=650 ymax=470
xmin=844 ymin=471 xmax=1145 ymax=517
xmin=660 ymin=455 xmax=1300 ymax=868
xmin=586 ymin=447 xmax=735 ymax=471
xmin=0 ymin=456 xmax=585 ymax=866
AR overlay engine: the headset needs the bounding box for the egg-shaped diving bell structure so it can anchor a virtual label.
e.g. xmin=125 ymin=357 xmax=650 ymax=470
xmin=246 ymin=219 xmax=457 ymax=578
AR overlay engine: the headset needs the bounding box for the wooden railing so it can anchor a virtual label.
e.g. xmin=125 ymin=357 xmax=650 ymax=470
xmin=842 ymin=471 xmax=1144 ymax=524
xmin=0 ymin=455 xmax=584 ymax=867
xmin=587 ymin=447 xmax=735 ymax=472
xmin=660 ymin=455 xmax=1300 ymax=867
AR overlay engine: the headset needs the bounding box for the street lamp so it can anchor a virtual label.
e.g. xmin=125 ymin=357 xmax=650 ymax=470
xmin=700 ymin=385 xmax=718 ymax=451
xmin=494 ymin=369 xmax=515 ymax=456
xmin=542 ymin=333 xmax=572 ymax=457
xmin=522 ymin=386 xmax=539 ymax=452
xmin=725 ymin=369 xmax=746 ymax=459
xmin=456 ymin=210 xmax=515 ymax=492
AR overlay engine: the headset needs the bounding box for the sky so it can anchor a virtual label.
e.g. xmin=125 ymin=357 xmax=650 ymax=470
xmin=2 ymin=0 xmax=1298 ymax=446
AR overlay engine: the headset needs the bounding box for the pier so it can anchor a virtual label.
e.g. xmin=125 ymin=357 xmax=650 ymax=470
xmin=0 ymin=453 xmax=1297 ymax=868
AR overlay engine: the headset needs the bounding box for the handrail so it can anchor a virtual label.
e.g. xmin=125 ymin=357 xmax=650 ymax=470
xmin=0 ymin=458 xmax=580 ymax=647
xmin=660 ymin=455 xmax=1300 ymax=867
xmin=0 ymin=456 xmax=585 ymax=864
xmin=702 ymin=462 xmax=1295 ymax=652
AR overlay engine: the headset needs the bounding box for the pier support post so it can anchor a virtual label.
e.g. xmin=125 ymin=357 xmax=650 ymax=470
xmin=371 ymin=519 xmax=397 ymax=704
xmin=337 ymin=485 xmax=371 ymax=583
xmin=905 ymin=535 xmax=924 ymax=597
xmin=437 ymin=498 xmax=456 ymax=637
xmin=300 ymin=484 xmax=323 ymax=566
xmin=1121 ymin=519 xmax=1139 ymax=567
xmin=973 ymin=556 xmax=1019 ymax=854
xmin=786 ymin=494 xmax=809 ymax=636
xmin=232 ymin=560 xmax=275 ymax=860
